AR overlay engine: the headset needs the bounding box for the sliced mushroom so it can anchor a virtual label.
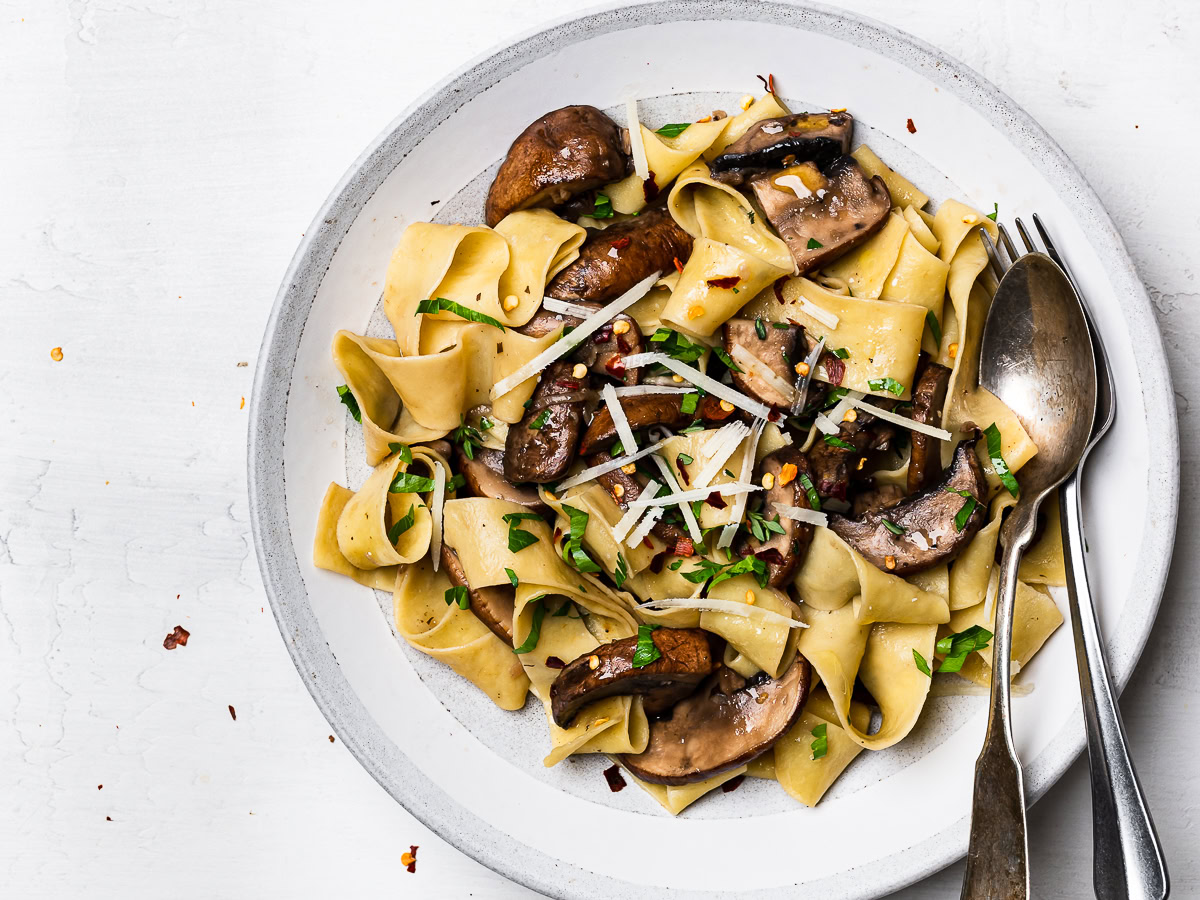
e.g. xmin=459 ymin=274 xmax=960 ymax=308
xmin=850 ymin=482 xmax=906 ymax=518
xmin=906 ymin=359 xmax=952 ymax=494
xmin=546 ymin=206 xmax=693 ymax=303
xmin=441 ymin=544 xmax=515 ymax=643
xmin=709 ymin=112 xmax=854 ymax=186
xmin=805 ymin=402 xmax=897 ymax=501
xmin=620 ymin=653 xmax=811 ymax=785
xmin=734 ymin=448 xmax=815 ymax=586
xmin=504 ymin=361 xmax=593 ymax=484
xmin=721 ymin=319 xmax=803 ymax=409
xmin=455 ymin=445 xmax=546 ymax=510
xmin=750 ymin=156 xmax=891 ymax=274
xmin=578 ymin=392 xmax=736 ymax=456
xmin=588 ymin=448 xmax=691 ymax=546
xmin=549 ymin=628 xmax=717 ymax=727
xmin=518 ymin=303 xmax=645 ymax=386
xmin=484 ymin=105 xmax=628 ymax=227
xmin=828 ymin=439 xmax=987 ymax=574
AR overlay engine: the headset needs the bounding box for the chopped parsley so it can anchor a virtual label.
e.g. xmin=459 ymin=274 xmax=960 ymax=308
xmin=415 ymin=297 xmax=505 ymax=331
xmin=609 ymin=440 xmax=624 ymax=458
xmin=649 ymin=328 xmax=706 ymax=364
xmin=561 ymin=505 xmax=601 ymax=573
xmin=614 ymin=553 xmax=629 ymax=590
xmin=444 ymin=585 xmax=470 ymax=610
xmin=512 ymin=597 xmax=546 ymax=654
xmin=810 ymin=722 xmax=829 ymax=760
xmin=912 ymin=648 xmax=932 ymax=677
xmin=823 ymin=434 xmax=856 ymax=451
xmin=335 ymin=385 xmax=361 ymax=422
xmin=681 ymin=392 xmax=700 ymax=415
xmin=831 ymin=347 xmax=850 ymax=359
xmin=944 ymin=487 xmax=979 ymax=532
xmin=987 ymin=202 xmax=999 ymax=222
xmin=798 ymin=472 xmax=821 ymax=511
xmin=746 ymin=510 xmax=786 ymax=542
xmin=389 ymin=471 xmax=437 ymax=493
xmin=984 ymin=423 xmax=1019 ymax=497
xmin=631 ymin=624 xmax=662 ymax=668
xmin=387 ymin=442 xmax=413 ymax=464
xmin=667 ymin=559 xmax=684 ymax=571
xmin=655 ymin=123 xmax=692 ymax=138
xmin=529 ymin=409 xmax=550 ymax=430
xmin=504 ymin=567 xmax=519 ymax=587
xmin=450 ymin=416 xmax=485 ymax=460
xmin=772 ymin=322 xmax=791 ymax=330
xmin=867 ymin=377 xmax=906 ymax=397
xmin=503 ymin=511 xmax=542 ymax=553
xmin=447 ymin=472 xmax=466 ymax=493
xmin=724 ymin=468 xmax=737 ymax=479
xmin=935 ymin=625 xmax=994 ymax=673
xmin=881 ymin=518 xmax=905 ymax=536
xmin=755 ymin=317 xmax=768 ymax=340
xmin=806 ymin=238 xmax=823 ymax=250
xmin=682 ymin=554 xmax=769 ymax=589
xmin=592 ymin=193 xmax=614 ymax=219
xmin=387 ymin=505 xmax=416 ymax=544
xmin=678 ymin=421 xmax=706 ymax=434
xmin=925 ymin=309 xmax=942 ymax=346
xmin=746 ymin=209 xmax=756 ymax=225
xmin=677 ymin=453 xmax=694 ymax=466
xmin=711 ymin=346 xmax=743 ymax=373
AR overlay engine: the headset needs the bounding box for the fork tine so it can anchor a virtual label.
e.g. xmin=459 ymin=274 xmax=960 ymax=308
xmin=997 ymin=223 xmax=1020 ymax=262
xmin=980 ymin=230 xmax=1007 ymax=282
xmin=1031 ymin=214 xmax=1067 ymax=276
xmin=1014 ymin=217 xmax=1038 ymax=254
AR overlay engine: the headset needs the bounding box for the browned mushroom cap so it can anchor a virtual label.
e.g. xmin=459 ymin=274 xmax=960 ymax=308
xmin=484 ymin=106 xmax=628 ymax=227
xmin=546 ymin=206 xmax=693 ymax=303
xmin=588 ymin=448 xmax=691 ymax=546
xmin=906 ymin=359 xmax=952 ymax=494
xmin=504 ymin=361 xmax=593 ymax=484
xmin=734 ymin=448 xmax=815 ymax=587
xmin=549 ymin=628 xmax=717 ymax=728
xmin=806 ymin=403 xmax=897 ymax=501
xmin=721 ymin=319 xmax=803 ymax=409
xmin=750 ymin=156 xmax=891 ymax=274
xmin=517 ymin=303 xmax=645 ymax=386
xmin=850 ymin=482 xmax=905 ymax=518
xmin=578 ymin=392 xmax=737 ymax=456
xmin=620 ymin=653 xmax=811 ymax=785
xmin=828 ymin=439 xmax=987 ymax=574
xmin=454 ymin=445 xmax=546 ymax=510
xmin=709 ymin=112 xmax=854 ymax=186
xmin=440 ymin=544 xmax=515 ymax=643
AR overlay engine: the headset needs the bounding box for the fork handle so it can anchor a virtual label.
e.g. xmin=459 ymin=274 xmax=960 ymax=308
xmin=1060 ymin=471 xmax=1169 ymax=900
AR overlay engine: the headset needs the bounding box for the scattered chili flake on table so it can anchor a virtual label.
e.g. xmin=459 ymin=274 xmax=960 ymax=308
xmin=756 ymin=73 xmax=776 ymax=94
xmin=163 ymin=626 xmax=190 ymax=649
xmin=328 ymin=735 xmax=335 ymax=743
xmin=906 ymin=117 xmax=917 ymax=134
xmin=401 ymin=845 xmax=419 ymax=873
xmin=228 ymin=705 xmax=237 ymax=721
xmin=239 ymin=397 xmax=245 ymax=410
xmin=97 ymin=784 xmax=103 ymax=790
xmin=721 ymin=774 xmax=746 ymax=793
xmin=603 ymin=764 xmax=627 ymax=792
xmin=106 ymin=816 xmax=112 ymax=822
xmin=50 ymin=347 xmax=63 ymax=361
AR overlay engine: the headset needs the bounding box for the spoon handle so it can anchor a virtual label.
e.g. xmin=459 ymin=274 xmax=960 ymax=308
xmin=1060 ymin=471 xmax=1170 ymax=900
xmin=961 ymin=534 xmax=1029 ymax=900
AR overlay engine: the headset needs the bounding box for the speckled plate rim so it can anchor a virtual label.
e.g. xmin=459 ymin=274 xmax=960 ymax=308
xmin=248 ymin=2 xmax=1180 ymax=897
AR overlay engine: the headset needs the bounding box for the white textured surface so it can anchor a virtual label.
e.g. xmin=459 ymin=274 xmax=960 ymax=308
xmin=1 ymin=0 xmax=1196 ymax=896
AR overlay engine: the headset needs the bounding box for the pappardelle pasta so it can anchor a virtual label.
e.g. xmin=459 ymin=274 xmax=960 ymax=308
xmin=315 ymin=92 xmax=1065 ymax=814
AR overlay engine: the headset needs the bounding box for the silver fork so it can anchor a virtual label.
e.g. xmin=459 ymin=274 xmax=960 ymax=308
xmin=982 ymin=218 xmax=1169 ymax=900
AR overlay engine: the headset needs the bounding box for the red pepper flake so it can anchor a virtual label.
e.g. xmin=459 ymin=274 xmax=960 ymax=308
xmin=163 ymin=625 xmax=189 ymax=650
xmin=603 ymin=764 xmax=627 ymax=792
xmin=610 ymin=236 xmax=632 ymax=250
xmin=642 ymin=536 xmax=654 ymax=549
xmin=721 ymin=774 xmax=746 ymax=793
xmin=328 ymin=735 xmax=335 ymax=743
xmin=97 ymin=784 xmax=103 ymax=790
xmin=706 ymin=491 xmax=727 ymax=509
xmin=906 ymin=117 xmax=917 ymax=134
xmin=773 ymin=277 xmax=788 ymax=304
xmin=767 ymin=409 xmax=784 ymax=423
xmin=755 ymin=547 xmax=787 ymax=566
xmin=545 ymin=656 xmax=566 ymax=670
xmin=616 ymin=334 xmax=631 ymax=354
xmin=706 ymin=275 xmax=741 ymax=290
xmin=674 ymin=537 xmax=695 ymax=557
xmin=555 ymin=379 xmax=580 ymax=389
xmin=605 ymin=355 xmax=626 ymax=378
xmin=642 ymin=172 xmax=659 ymax=202
xmin=401 ymin=845 xmax=419 ymax=873
xmin=553 ymin=527 xmax=562 ymax=543
xmin=649 ymin=551 xmax=668 ymax=574
xmin=675 ymin=456 xmax=691 ymax=485
xmin=106 ymin=816 xmax=112 ymax=821
xmin=228 ymin=705 xmax=237 ymax=721
xmin=673 ymin=256 xmax=685 ymax=274
xmin=756 ymin=73 xmax=776 ymax=95
xmin=821 ymin=353 xmax=846 ymax=386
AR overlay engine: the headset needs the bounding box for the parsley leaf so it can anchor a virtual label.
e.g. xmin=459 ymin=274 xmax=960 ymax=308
xmin=529 ymin=409 xmax=550 ymax=430
xmin=755 ymin=317 xmax=768 ymax=340
xmin=387 ymin=505 xmax=416 ymax=544
xmin=655 ymin=123 xmax=691 ymax=138
xmin=881 ymin=518 xmax=905 ymax=536
xmin=592 ymin=193 xmax=614 ymax=219
xmin=823 ymin=434 xmax=856 ymax=451
xmin=867 ymin=377 xmax=906 ymax=397
xmin=831 ymin=347 xmax=850 ymax=359
xmin=335 ymin=385 xmax=361 ymax=422
xmin=798 ymin=472 xmax=821 ymax=511
xmin=388 ymin=442 xmax=413 ymax=464
xmin=806 ymin=238 xmax=824 ymax=250
xmin=987 ymin=202 xmax=999 ymax=222
xmin=632 ymin=624 xmax=662 ymax=667
xmin=389 ymin=471 xmax=437 ymax=493
xmin=415 ymin=297 xmax=505 ymax=331
xmin=935 ymin=625 xmax=994 ymax=673
xmin=444 ymin=585 xmax=470 ymax=610
xmin=503 ymin=511 xmax=542 ymax=553
xmin=913 ymin=648 xmax=932 ymax=677
xmin=711 ymin=346 xmax=743 ymax=373
xmin=560 ymin=505 xmax=601 ymax=573
xmin=944 ymin=487 xmax=979 ymax=531
xmin=984 ymin=423 xmax=1019 ymax=497
xmin=810 ymin=722 xmax=828 ymax=760
xmin=512 ymin=597 xmax=546 ymax=654
xmin=746 ymin=510 xmax=786 ymax=542
xmin=681 ymin=392 xmax=700 ymax=415
xmin=925 ymin=309 xmax=942 ymax=347
xmin=677 ymin=453 xmax=694 ymax=466
xmin=450 ymin=416 xmax=485 ymax=460
xmin=614 ymin=553 xmax=629 ymax=589
xmin=505 ymin=567 xmax=519 ymax=587
xmin=649 ymin=328 xmax=706 ymax=364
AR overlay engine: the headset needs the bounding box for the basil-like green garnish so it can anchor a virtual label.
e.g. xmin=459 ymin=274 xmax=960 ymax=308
xmin=560 ymin=504 xmax=601 ymax=573
xmin=823 ymin=435 xmax=856 ymax=451
xmin=415 ymin=297 xmax=505 ymax=331
xmin=935 ymin=625 xmax=993 ymax=673
xmin=631 ymin=624 xmax=662 ymax=668
xmin=389 ymin=471 xmax=436 ymax=493
xmin=831 ymin=347 xmax=850 ymax=359
xmin=711 ymin=347 xmax=743 ymax=373
xmin=987 ymin=202 xmax=998 ymax=222
xmin=335 ymin=385 xmax=361 ymax=422
xmin=614 ymin=553 xmax=629 ymax=590
xmin=388 ymin=442 xmax=413 ymax=464
xmin=505 ymin=567 xmax=519 ymax=587
xmin=444 ymin=585 xmax=470 ymax=610
xmin=512 ymin=597 xmax=546 ymax=654
xmin=529 ymin=409 xmax=550 ymax=430
xmin=925 ymin=309 xmax=942 ymax=347
xmin=388 ymin=505 xmax=416 ymax=544
xmin=944 ymin=487 xmax=979 ymax=531
xmin=681 ymin=392 xmax=700 ymax=415
xmin=984 ymin=422 xmax=1020 ymax=497
xmin=677 ymin=453 xmax=694 ymax=466
xmin=881 ymin=518 xmax=905 ymax=536
xmin=810 ymin=722 xmax=829 ymax=760
xmin=592 ymin=193 xmax=614 ymax=218
xmin=798 ymin=472 xmax=821 ymax=511
xmin=806 ymin=238 xmax=824 ymax=250
xmin=746 ymin=510 xmax=786 ymax=542
xmin=503 ymin=511 xmax=542 ymax=552
xmin=655 ymin=123 xmax=691 ymax=138
xmin=867 ymin=377 xmax=906 ymax=397
xmin=913 ymin=648 xmax=932 ymax=677
xmin=755 ymin=317 xmax=768 ymax=340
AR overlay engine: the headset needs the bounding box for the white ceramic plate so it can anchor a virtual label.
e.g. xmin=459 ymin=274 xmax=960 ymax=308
xmin=248 ymin=3 xmax=1179 ymax=897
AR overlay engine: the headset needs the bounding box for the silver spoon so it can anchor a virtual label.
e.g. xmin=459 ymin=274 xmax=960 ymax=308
xmin=960 ymin=252 xmax=1097 ymax=899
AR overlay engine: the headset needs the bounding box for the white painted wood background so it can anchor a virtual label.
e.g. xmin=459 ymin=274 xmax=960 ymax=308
xmin=2 ymin=0 xmax=1196 ymax=896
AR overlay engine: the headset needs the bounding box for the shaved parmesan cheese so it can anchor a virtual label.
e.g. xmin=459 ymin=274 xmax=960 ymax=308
xmin=761 ymin=123 xmax=784 ymax=135
xmin=649 ymin=452 xmax=703 ymax=543
xmin=612 ymin=385 xmax=693 ymax=397
xmin=608 ymin=246 xmax=619 ymax=259
xmin=613 ymin=480 xmax=661 ymax=543
xmin=798 ymin=296 xmax=839 ymax=330
xmin=692 ymin=421 xmax=750 ymax=489
xmin=627 ymin=506 xmax=664 ymax=547
xmin=555 ymin=437 xmax=671 ymax=491
xmin=791 ymin=335 xmax=825 ymax=415
xmin=829 ymin=389 xmax=863 ymax=423
xmin=626 ymin=97 xmax=649 ymax=180
xmin=602 ymin=383 xmax=638 ymax=454
xmin=628 ymin=481 xmax=760 ymax=508
xmin=730 ymin=344 xmax=796 ymax=404
xmin=718 ymin=420 xmax=764 ymax=548
xmin=639 ymin=597 xmax=808 ymax=629
xmin=621 ymin=352 xmax=772 ymax=420
xmin=491 ymin=272 xmax=660 ymax=399
xmin=541 ymin=298 xmax=595 ymax=319
xmin=814 ymin=413 xmax=840 ymax=435
xmin=773 ymin=502 xmax=829 ymax=528
xmin=851 ymin=396 xmax=953 ymax=441
xmin=774 ymin=174 xmax=812 ymax=199
xmin=430 ymin=461 xmax=446 ymax=571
